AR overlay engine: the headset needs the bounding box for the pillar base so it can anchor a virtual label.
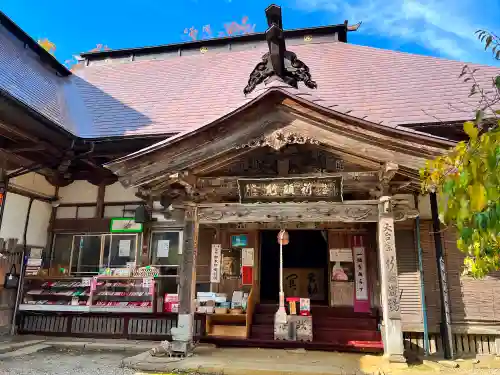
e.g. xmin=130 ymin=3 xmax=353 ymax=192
xmin=380 ymin=320 xmax=406 ymax=363
xmin=170 ymin=313 xmax=195 ymax=356
xmin=386 ymin=354 xmax=408 ymax=364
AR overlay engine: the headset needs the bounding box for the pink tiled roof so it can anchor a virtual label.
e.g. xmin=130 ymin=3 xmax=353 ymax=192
xmin=73 ymin=41 xmax=499 ymax=138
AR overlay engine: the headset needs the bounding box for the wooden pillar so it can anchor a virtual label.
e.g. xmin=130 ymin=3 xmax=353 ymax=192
xmin=378 ymin=196 xmax=406 ymax=363
xmin=430 ymin=192 xmax=453 ymax=359
xmin=176 ymin=205 xmax=199 ymax=343
xmin=96 ymin=184 xmax=105 ymax=218
xmin=0 ymin=168 xmax=8 ymax=231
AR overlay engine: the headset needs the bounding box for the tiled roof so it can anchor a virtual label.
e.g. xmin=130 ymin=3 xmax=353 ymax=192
xmin=1 ymin=11 xmax=498 ymax=141
xmin=74 ymin=41 xmax=499 ymax=138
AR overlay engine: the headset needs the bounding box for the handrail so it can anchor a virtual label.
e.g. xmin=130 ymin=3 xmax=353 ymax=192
xmin=245 ymin=287 xmax=256 ymax=338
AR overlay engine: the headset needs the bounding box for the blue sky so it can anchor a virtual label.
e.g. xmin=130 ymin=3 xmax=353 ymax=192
xmin=1 ymin=0 xmax=499 ymax=66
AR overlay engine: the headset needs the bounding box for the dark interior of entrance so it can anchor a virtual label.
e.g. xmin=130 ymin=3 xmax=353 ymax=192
xmin=260 ymin=230 xmax=328 ymax=304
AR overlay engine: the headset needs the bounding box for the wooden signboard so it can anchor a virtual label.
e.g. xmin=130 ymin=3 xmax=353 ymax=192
xmin=237 ymin=176 xmax=343 ymax=203
xmin=283 ymin=268 xmax=325 ymax=301
xmin=110 ymin=218 xmax=143 ymax=233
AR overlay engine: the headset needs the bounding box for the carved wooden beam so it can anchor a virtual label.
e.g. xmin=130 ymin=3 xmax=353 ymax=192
xmin=379 ymin=162 xmax=399 ymax=185
xmin=279 ymin=99 xmax=452 ymax=157
xmin=371 ymin=162 xmax=399 ymax=198
xmin=236 ymin=129 xmax=320 ymax=151
xmin=197 ymin=201 xmax=379 ymax=224
xmin=190 ymin=148 xmax=255 ymax=175
xmin=392 ymin=197 xmax=419 ymax=222
xmin=196 ymin=171 xmax=380 ymax=200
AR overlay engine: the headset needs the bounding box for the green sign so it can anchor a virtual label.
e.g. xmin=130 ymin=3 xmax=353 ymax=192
xmin=109 ymin=217 xmax=143 ymax=233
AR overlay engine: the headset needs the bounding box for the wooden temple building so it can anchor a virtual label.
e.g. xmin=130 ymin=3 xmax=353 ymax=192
xmin=1 ymin=5 xmax=500 ymax=361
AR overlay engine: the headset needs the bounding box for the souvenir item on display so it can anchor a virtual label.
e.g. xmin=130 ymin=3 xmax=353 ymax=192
xmin=134 ymin=266 xmax=159 ymax=277
xmin=164 ymin=294 xmax=179 ymax=313
xmin=331 ymin=262 xmax=349 ymax=281
xmin=299 ymin=298 xmax=310 ymax=316
xmin=231 ymin=291 xmax=243 ymax=309
xmin=286 ymin=297 xmax=299 ymax=315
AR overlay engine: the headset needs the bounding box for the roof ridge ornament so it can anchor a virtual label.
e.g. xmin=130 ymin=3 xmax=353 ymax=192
xmin=243 ymin=4 xmax=318 ymax=95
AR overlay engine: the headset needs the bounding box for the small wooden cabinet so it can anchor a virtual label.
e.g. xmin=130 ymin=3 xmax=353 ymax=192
xmin=205 ymin=313 xmax=248 ymax=338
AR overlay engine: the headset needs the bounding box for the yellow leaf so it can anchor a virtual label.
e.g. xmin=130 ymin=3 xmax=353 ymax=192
xmin=464 ymin=121 xmax=478 ymax=139
xmin=469 ymin=183 xmax=487 ymax=212
xmin=37 ymin=38 xmax=56 ymax=55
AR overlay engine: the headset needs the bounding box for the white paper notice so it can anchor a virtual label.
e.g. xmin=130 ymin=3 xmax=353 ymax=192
xmin=157 ymin=240 xmax=170 ymax=258
xmin=118 ymin=240 xmax=131 ymax=257
xmin=242 ymin=248 xmax=254 ymax=266
xmin=329 ymin=248 xmax=353 ymax=262
xmin=210 ymin=244 xmax=222 ymax=283
xmin=81 ymin=277 xmax=91 ymax=287
xmin=353 ymin=247 xmax=368 ymax=301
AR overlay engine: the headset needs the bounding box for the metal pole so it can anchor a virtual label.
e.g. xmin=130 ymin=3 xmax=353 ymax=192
xmin=275 ymin=229 xmax=287 ymax=324
xmin=430 ymin=192 xmax=454 ymax=359
xmin=0 ymin=174 xmax=8 ymax=232
xmin=415 ymin=214 xmax=430 ymax=356
xmin=10 ymin=198 xmax=34 ymax=336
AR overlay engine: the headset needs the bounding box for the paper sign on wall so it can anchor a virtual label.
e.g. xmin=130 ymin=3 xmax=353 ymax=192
xmin=210 ymin=244 xmax=222 ymax=283
xmin=242 ymin=248 xmax=254 ymax=266
xmin=353 ymin=247 xmax=368 ymax=301
xmin=157 ymin=240 xmax=170 ymax=258
xmin=329 ymin=248 xmax=353 ymax=262
xmin=118 ymin=240 xmax=131 ymax=257
xmin=142 ymin=278 xmax=153 ymax=288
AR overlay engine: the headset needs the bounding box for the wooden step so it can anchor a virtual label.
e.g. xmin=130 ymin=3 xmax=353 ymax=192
xmin=255 ymin=304 xmax=378 ymax=319
xmin=313 ymin=328 xmax=382 ymax=343
xmin=251 ymin=323 xmax=381 ymax=344
xmin=201 ymin=336 xmax=383 ymax=353
xmin=253 ymin=313 xmax=377 ymax=330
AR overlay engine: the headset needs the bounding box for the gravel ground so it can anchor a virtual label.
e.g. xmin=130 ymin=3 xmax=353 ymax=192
xmin=0 ymin=348 xmax=136 ymax=375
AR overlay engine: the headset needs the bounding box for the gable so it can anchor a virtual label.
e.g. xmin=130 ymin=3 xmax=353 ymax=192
xmin=202 ymin=144 xmax=371 ymax=177
xmin=106 ymin=92 xmax=453 ymax=194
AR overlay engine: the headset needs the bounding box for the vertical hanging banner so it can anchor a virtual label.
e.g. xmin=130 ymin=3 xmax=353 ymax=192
xmin=353 ymin=235 xmax=371 ymax=313
xmin=241 ymin=265 xmax=253 ymax=285
xmin=210 ymin=244 xmax=222 ymax=283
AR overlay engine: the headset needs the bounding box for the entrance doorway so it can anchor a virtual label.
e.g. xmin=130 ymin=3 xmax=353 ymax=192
xmin=259 ymin=230 xmax=328 ymax=304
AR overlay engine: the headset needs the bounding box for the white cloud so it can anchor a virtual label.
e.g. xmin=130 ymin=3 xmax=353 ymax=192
xmin=292 ymin=0 xmax=500 ymax=64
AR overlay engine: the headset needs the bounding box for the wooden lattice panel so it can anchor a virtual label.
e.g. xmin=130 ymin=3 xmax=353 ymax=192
xmin=128 ymin=318 xmax=176 ymax=336
xmin=71 ymin=316 xmax=124 ymax=335
xmin=21 ymin=315 xmax=67 ymax=333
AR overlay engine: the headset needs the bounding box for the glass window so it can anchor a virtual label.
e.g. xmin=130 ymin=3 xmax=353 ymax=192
xmin=50 ymin=234 xmax=73 ymax=273
xmin=104 ymin=205 xmax=125 ymax=218
xmin=56 ymin=206 xmax=77 ymax=219
xmin=77 ymin=206 xmax=96 ymax=218
xmin=102 ymin=234 xmax=137 ymax=268
xmin=71 ymin=235 xmax=102 ymax=274
xmin=150 ymin=231 xmax=182 ymax=266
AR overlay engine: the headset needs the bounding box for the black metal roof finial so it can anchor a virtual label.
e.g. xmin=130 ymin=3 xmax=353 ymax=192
xmin=244 ymin=4 xmax=317 ymax=95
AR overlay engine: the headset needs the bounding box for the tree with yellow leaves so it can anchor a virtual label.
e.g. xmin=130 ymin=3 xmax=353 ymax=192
xmin=38 ymin=38 xmax=56 ymax=55
xmin=421 ymin=31 xmax=500 ymax=278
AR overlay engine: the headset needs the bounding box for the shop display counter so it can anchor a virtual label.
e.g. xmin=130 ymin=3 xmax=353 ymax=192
xmin=90 ymin=276 xmax=155 ymax=313
xmin=20 ymin=277 xmax=91 ymax=313
xmin=20 ymin=276 xmax=155 ymax=314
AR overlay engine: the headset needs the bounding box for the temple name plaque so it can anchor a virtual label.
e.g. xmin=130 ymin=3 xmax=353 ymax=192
xmin=238 ymin=176 xmax=343 ymax=203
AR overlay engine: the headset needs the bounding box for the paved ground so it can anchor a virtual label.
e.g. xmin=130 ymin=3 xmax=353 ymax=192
xmin=0 ymin=348 xmax=136 ymax=375
xmin=2 ymin=338 xmax=500 ymax=374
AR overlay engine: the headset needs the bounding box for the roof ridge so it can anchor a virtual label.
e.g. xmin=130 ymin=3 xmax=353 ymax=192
xmin=338 ymin=42 xmax=500 ymax=68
